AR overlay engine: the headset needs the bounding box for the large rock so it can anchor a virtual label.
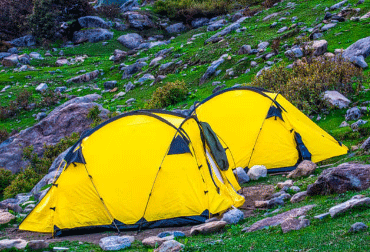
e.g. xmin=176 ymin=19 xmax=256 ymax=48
xmin=207 ymin=19 xmax=226 ymax=31
xmin=360 ymin=136 xmax=370 ymax=150
xmin=309 ymin=40 xmax=328 ymax=56
xmin=190 ymin=221 xmax=227 ymax=236
xmin=0 ymin=210 xmax=15 ymax=224
xmin=281 ymin=218 xmax=310 ymax=233
xmin=123 ymin=12 xmax=155 ymax=30
xmin=242 ymin=205 xmax=316 ymax=232
xmin=342 ymin=36 xmax=370 ymax=68
xmin=322 ymin=91 xmax=351 ymax=109
xmin=307 ymin=163 xmax=370 ymax=196
xmin=121 ymin=0 xmax=139 ymax=12
xmin=192 ymin=18 xmax=209 ymax=29
xmin=0 ymin=239 xmax=28 ymax=250
xmin=166 ymin=23 xmax=187 ymax=34
xmin=2 ymin=54 xmax=19 ymax=67
xmin=117 ymin=33 xmax=143 ymax=49
xmin=78 ymin=16 xmax=110 ymax=29
xmin=221 ymin=208 xmax=244 ymax=224
xmin=73 ymin=29 xmax=113 ymax=44
xmin=349 ymin=222 xmax=368 ymax=233
xmin=205 ymin=17 xmax=247 ymax=44
xmin=330 ymin=0 xmax=348 ymax=10
xmin=66 ymin=70 xmax=100 ymax=84
xmin=122 ymin=62 xmax=147 ymax=79
xmin=9 ymin=35 xmax=36 ymax=47
xmin=0 ymin=94 xmax=109 ymax=173
xmin=247 ymin=165 xmax=267 ymax=180
xmin=287 ymin=160 xmax=317 ymax=178
xmin=154 ymin=240 xmax=184 ymax=252
xmin=285 ymin=48 xmax=303 ymax=59
xmin=199 ymin=54 xmax=227 ymax=84
xmin=0 ymin=52 xmax=11 ymax=60
xmin=142 ymin=235 xmax=174 ymax=247
xmin=99 ymin=236 xmax=134 ymax=251
xmin=345 ymin=107 xmax=362 ymax=121
xmin=329 ymin=196 xmax=370 ymax=218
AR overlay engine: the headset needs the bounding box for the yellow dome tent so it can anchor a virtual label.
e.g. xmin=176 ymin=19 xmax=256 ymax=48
xmin=191 ymin=87 xmax=348 ymax=172
xmin=19 ymin=111 xmax=244 ymax=236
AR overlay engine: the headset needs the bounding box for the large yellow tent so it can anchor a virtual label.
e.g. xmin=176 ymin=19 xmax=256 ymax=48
xmin=19 ymin=111 xmax=244 ymax=236
xmin=191 ymin=87 xmax=348 ymax=172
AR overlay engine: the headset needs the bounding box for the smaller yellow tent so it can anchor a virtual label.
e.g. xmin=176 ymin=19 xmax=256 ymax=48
xmin=19 ymin=111 xmax=244 ymax=236
xmin=191 ymin=87 xmax=348 ymax=172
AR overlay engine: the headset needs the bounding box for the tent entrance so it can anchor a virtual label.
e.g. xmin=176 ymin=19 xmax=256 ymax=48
xmin=206 ymin=150 xmax=224 ymax=183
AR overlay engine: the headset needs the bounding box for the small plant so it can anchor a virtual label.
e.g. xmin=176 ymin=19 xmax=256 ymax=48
xmin=39 ymin=89 xmax=62 ymax=107
xmin=3 ymin=168 xmax=42 ymax=199
xmin=147 ymin=80 xmax=189 ymax=109
xmin=15 ymin=90 xmax=33 ymax=110
xmin=0 ymin=128 xmax=9 ymax=143
xmin=271 ymin=38 xmax=280 ymax=54
xmin=87 ymin=106 xmax=103 ymax=128
xmin=0 ymin=168 xmax=15 ymax=195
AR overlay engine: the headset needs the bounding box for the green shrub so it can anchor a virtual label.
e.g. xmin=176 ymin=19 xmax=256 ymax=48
xmin=28 ymin=0 xmax=93 ymax=40
xmin=23 ymin=132 xmax=80 ymax=175
xmin=147 ymin=80 xmax=189 ymax=109
xmin=0 ymin=168 xmax=15 ymax=194
xmin=96 ymin=3 xmax=122 ymax=19
xmin=87 ymin=106 xmax=103 ymax=128
xmin=39 ymin=90 xmax=62 ymax=108
xmin=3 ymin=168 xmax=42 ymax=199
xmin=250 ymin=56 xmax=363 ymax=114
xmin=16 ymin=90 xmax=33 ymax=110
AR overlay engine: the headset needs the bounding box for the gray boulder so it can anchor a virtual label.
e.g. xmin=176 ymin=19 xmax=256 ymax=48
xmin=10 ymin=35 xmax=36 ymax=47
xmin=258 ymin=42 xmax=270 ymax=50
xmin=330 ymin=0 xmax=348 ymax=10
xmin=157 ymin=231 xmax=185 ymax=238
xmin=0 ymin=94 xmax=108 ymax=173
xmin=238 ymin=45 xmax=252 ymax=55
xmin=0 ymin=239 xmax=28 ymax=250
xmin=121 ymin=0 xmax=139 ymax=12
xmin=247 ymin=165 xmax=267 ymax=180
xmin=66 ymin=70 xmax=100 ymax=84
xmin=321 ymin=23 xmax=337 ymax=31
xmin=154 ymin=240 xmax=184 ymax=252
xmin=343 ymin=36 xmax=370 ymax=68
xmin=117 ymin=33 xmax=143 ymax=49
xmin=345 ymin=107 xmax=362 ymax=121
xmin=290 ymin=191 xmax=308 ymax=203
xmin=123 ymin=12 xmax=155 ymax=30
xmin=322 ymin=91 xmax=351 ymax=109
xmin=199 ymin=54 xmax=227 ymax=84
xmin=124 ymin=82 xmax=135 ymax=92
xmin=36 ymin=83 xmax=48 ymax=92
xmin=349 ymin=222 xmax=368 ymax=233
xmin=99 ymin=236 xmax=134 ymax=251
xmin=78 ymin=16 xmax=110 ymax=29
xmin=0 ymin=52 xmax=11 ymax=60
xmin=287 ymin=160 xmax=317 ymax=178
xmin=207 ymin=19 xmax=226 ymax=31
xmin=360 ymin=136 xmax=370 ymax=150
xmin=221 ymin=208 xmax=244 ymax=224
xmin=104 ymin=81 xmax=117 ymax=90
xmin=166 ymin=23 xmax=188 ymax=34
xmin=205 ymin=17 xmax=247 ymax=44
xmin=234 ymin=167 xmax=250 ymax=184
xmin=329 ymin=196 xmax=370 ymax=218
xmin=277 ymin=26 xmax=288 ymax=33
xmin=159 ymin=62 xmax=174 ymax=71
xmin=307 ymin=163 xmax=370 ymax=196
xmin=122 ymin=62 xmax=147 ymax=79
xmin=192 ymin=18 xmax=209 ymax=28
xmin=73 ymin=29 xmax=113 ymax=44
xmin=285 ymin=48 xmax=303 ymax=58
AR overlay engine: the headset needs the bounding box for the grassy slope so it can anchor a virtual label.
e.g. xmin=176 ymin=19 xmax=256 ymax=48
xmin=1 ymin=0 xmax=370 ymax=251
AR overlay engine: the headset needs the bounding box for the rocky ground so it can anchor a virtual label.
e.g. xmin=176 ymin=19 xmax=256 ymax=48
xmin=1 ymin=0 xmax=370 ymax=251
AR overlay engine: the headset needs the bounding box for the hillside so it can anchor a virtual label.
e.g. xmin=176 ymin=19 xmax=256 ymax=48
xmin=0 ymin=0 xmax=370 ymax=251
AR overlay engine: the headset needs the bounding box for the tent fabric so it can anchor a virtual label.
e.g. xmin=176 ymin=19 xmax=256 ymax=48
xmin=191 ymin=87 xmax=348 ymax=172
xmin=19 ymin=111 xmax=244 ymax=235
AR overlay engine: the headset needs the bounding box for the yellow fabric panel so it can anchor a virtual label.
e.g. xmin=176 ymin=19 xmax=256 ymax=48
xmin=81 ymin=115 xmax=177 ymax=225
xmin=249 ymin=116 xmax=299 ymax=169
xmin=152 ymin=113 xmax=185 ymax=128
xmin=52 ymin=163 xmax=112 ymax=230
xmin=19 ymin=187 xmax=56 ymax=233
xmin=271 ymin=94 xmax=348 ymax=162
xmin=144 ymin=153 xmax=208 ymax=221
xmin=194 ymin=90 xmax=273 ymax=169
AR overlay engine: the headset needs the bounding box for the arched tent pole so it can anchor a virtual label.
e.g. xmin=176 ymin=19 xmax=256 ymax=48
xmin=246 ymin=93 xmax=280 ymax=170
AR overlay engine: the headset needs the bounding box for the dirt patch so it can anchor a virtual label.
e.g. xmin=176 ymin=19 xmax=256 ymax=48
xmin=239 ymin=184 xmax=276 ymax=209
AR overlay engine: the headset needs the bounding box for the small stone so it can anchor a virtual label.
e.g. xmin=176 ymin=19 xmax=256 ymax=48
xmin=290 ymin=191 xmax=308 ymax=203
xmin=290 ymin=186 xmax=301 ymax=192
xmin=267 ymin=198 xmax=285 ymax=208
xmin=99 ymin=236 xmax=134 ymax=251
xmin=247 ymin=165 xmax=267 ymax=180
xmin=340 ymin=121 xmax=350 ymax=127
xmin=277 ymin=180 xmax=293 ymax=189
xmin=287 ymin=160 xmax=317 ymax=178
xmin=28 ymin=240 xmax=48 ymax=250
xmin=314 ymin=212 xmax=330 ymax=220
xmin=0 ymin=239 xmax=28 ymax=250
xmin=348 ymin=222 xmax=368 ymax=233
xmin=255 ymin=200 xmax=269 ymax=208
xmin=233 ymin=167 xmax=250 ymax=184
xmin=53 ymin=247 xmax=69 ymax=251
xmin=103 ymin=81 xmax=117 ymax=90
xmin=190 ymin=221 xmax=227 ymax=236
xmin=157 ymin=231 xmax=185 ymax=239
xmin=0 ymin=211 xmax=15 ymax=224
xmin=154 ymin=240 xmax=184 ymax=252
xmin=221 ymin=208 xmax=244 ymax=224
xmin=142 ymin=236 xmax=174 ymax=248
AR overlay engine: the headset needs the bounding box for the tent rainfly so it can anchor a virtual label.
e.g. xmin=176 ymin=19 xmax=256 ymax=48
xmin=191 ymin=87 xmax=348 ymax=173
xmin=19 ymin=111 xmax=244 ymax=236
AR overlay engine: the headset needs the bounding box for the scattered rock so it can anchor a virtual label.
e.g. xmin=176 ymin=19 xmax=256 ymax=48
xmin=314 ymin=212 xmax=330 ymax=220
xmin=117 ymin=33 xmax=143 ymax=49
xmin=277 ymin=180 xmax=293 ymax=189
xmin=0 ymin=210 xmax=15 ymax=224
xmin=78 ymin=16 xmax=110 ymax=29
xmin=122 ymin=62 xmax=147 ymax=79
xmin=290 ymin=191 xmax=308 ymax=203
xmin=154 ymin=240 xmax=184 ymax=252
xmin=2 ymin=54 xmax=19 ymax=67
xmin=277 ymin=26 xmax=288 ymax=33
xmin=322 ymin=91 xmax=351 ymax=109
xmin=159 ymin=62 xmax=174 ymax=71
xmin=348 ymin=222 xmax=368 ymax=233
xmin=192 ymin=18 xmax=209 ymax=29
xmin=307 ymin=163 xmax=370 ymax=196
xmin=0 ymin=239 xmax=28 ymax=250
xmin=205 ymin=17 xmax=247 ymax=44
xmin=221 ymin=208 xmax=244 ymax=224
xmin=233 ymin=167 xmax=250 ymax=184
xmin=243 ymin=205 xmax=316 ymax=232
xmin=342 ymin=36 xmax=370 ymax=68
xmin=352 ymin=119 xmax=367 ymax=130
xmin=258 ymin=42 xmax=270 ymax=50
xmin=267 ymin=197 xmax=285 ymax=208
xmin=287 ymin=160 xmax=317 ymax=178
xmin=73 ymin=29 xmax=113 ymax=44
xmin=308 ymin=40 xmax=328 ymax=56
xmin=55 ymin=58 xmax=69 ymax=67
xmin=123 ymin=12 xmax=155 ymax=30
xmin=111 ymin=49 xmax=127 ymax=62
xmin=190 ymin=221 xmax=227 ymax=236
xmin=104 ymin=81 xmax=117 ymax=90
xmin=66 ymin=70 xmax=100 ymax=84
xmin=238 ymin=45 xmax=252 ymax=55
xmin=157 ymin=231 xmax=185 ymax=239
xmin=207 ymin=19 xmax=226 ymax=32
xmin=290 ymin=186 xmax=301 ymax=192
xmin=285 ymin=48 xmax=303 ymax=58
xmin=321 ymin=23 xmax=337 ymax=31
xmin=329 ymin=196 xmax=370 ymax=218
xmin=27 ymin=240 xmax=48 ymax=250
xmin=346 ymin=107 xmax=362 ymax=121
xmin=124 ymin=82 xmax=135 ymax=92
xmin=340 ymin=121 xmax=350 ymax=128
xmin=142 ymin=236 xmax=174 ymax=247
xmin=99 ymin=236 xmax=135 ymax=251
xmin=247 ymin=165 xmax=267 ymax=180
xmin=200 ymin=54 xmax=227 ymax=84
xmin=36 ymin=83 xmax=48 ymax=92
xmin=281 ymin=218 xmax=310 ymax=233
xmin=330 ymin=0 xmax=348 ymax=10
xmin=10 ymin=35 xmax=36 ymax=47
xmin=166 ymin=23 xmax=187 ymax=34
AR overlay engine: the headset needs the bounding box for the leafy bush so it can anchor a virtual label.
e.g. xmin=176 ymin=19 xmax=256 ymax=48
xmin=0 ymin=0 xmax=33 ymax=40
xmin=28 ymin=0 xmax=93 ymax=40
xmin=250 ymin=56 xmax=363 ymax=114
xmin=147 ymin=80 xmax=189 ymax=109
xmin=23 ymin=132 xmax=80 ymax=175
xmin=96 ymin=3 xmax=122 ymax=19
xmin=0 ymin=41 xmax=12 ymax=52
xmin=39 ymin=90 xmax=62 ymax=108
xmin=3 ymin=168 xmax=42 ymax=199
xmin=16 ymin=90 xmax=33 ymax=110
xmin=0 ymin=128 xmax=9 ymax=143
xmin=87 ymin=106 xmax=103 ymax=128
xmin=0 ymin=168 xmax=15 ymax=195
